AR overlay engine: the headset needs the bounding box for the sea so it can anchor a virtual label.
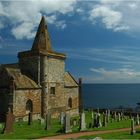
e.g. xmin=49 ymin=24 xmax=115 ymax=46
xmin=82 ymin=84 xmax=140 ymax=109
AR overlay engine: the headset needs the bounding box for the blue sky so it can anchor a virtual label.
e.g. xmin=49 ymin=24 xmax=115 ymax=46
xmin=1 ymin=0 xmax=140 ymax=83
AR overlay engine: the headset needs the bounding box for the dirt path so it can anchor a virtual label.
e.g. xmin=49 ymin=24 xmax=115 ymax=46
xmin=39 ymin=126 xmax=140 ymax=139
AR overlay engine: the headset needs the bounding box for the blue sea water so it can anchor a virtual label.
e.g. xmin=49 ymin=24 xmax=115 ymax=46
xmin=82 ymin=84 xmax=140 ymax=109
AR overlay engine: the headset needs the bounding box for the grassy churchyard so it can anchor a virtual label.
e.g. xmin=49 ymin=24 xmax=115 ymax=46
xmin=0 ymin=110 xmax=139 ymax=139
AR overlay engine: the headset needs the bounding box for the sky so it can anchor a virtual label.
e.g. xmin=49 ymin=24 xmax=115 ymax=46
xmin=1 ymin=0 xmax=140 ymax=83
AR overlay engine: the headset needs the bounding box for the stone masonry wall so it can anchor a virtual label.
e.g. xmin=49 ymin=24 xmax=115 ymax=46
xmin=19 ymin=56 xmax=39 ymax=84
xmin=41 ymin=56 xmax=65 ymax=83
xmin=46 ymin=83 xmax=66 ymax=117
xmin=65 ymin=87 xmax=79 ymax=116
xmin=45 ymin=84 xmax=79 ymax=118
xmin=13 ymin=89 xmax=41 ymax=119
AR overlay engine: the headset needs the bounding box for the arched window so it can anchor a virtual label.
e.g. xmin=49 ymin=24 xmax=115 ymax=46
xmin=68 ymin=98 xmax=72 ymax=108
xmin=26 ymin=99 xmax=33 ymax=112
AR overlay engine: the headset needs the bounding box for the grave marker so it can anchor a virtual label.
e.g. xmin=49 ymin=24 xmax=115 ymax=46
xmin=3 ymin=108 xmax=14 ymax=134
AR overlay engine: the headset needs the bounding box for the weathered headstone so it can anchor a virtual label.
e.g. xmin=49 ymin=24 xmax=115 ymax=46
xmin=97 ymin=113 xmax=102 ymax=128
xmin=108 ymin=109 xmax=110 ymax=117
xmin=3 ymin=108 xmax=14 ymax=134
xmin=45 ymin=112 xmax=51 ymax=130
xmin=73 ymin=119 xmax=77 ymax=126
xmin=40 ymin=118 xmax=45 ymax=125
xmin=118 ymin=113 xmax=121 ymax=122
xmin=60 ymin=112 xmax=65 ymax=125
xmin=64 ymin=113 xmax=71 ymax=133
xmin=28 ymin=112 xmax=32 ymax=125
xmin=105 ymin=110 xmax=108 ymax=116
xmin=80 ymin=111 xmax=86 ymax=131
xmin=120 ymin=112 xmax=124 ymax=120
xmin=107 ymin=112 xmax=110 ymax=123
xmin=136 ymin=114 xmax=139 ymax=125
xmin=130 ymin=118 xmax=135 ymax=135
xmin=102 ymin=112 xmax=107 ymax=127
xmin=91 ymin=111 xmax=94 ymax=119
xmin=114 ymin=112 xmax=117 ymax=120
xmin=92 ymin=113 xmax=97 ymax=128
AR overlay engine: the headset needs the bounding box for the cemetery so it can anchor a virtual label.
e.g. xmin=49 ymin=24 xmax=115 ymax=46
xmin=0 ymin=3 xmax=140 ymax=139
xmin=0 ymin=108 xmax=140 ymax=139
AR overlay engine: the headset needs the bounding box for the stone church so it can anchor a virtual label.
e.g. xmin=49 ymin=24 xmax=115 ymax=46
xmin=0 ymin=16 xmax=80 ymax=121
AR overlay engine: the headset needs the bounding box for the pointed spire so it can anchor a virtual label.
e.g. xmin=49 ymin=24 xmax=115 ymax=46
xmin=31 ymin=16 xmax=52 ymax=51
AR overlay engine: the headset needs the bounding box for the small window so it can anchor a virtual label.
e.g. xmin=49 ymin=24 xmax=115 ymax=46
xmin=68 ymin=98 xmax=72 ymax=108
xmin=50 ymin=87 xmax=55 ymax=95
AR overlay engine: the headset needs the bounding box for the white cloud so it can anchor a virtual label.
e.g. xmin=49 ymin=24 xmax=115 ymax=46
xmin=90 ymin=67 xmax=140 ymax=83
xmin=89 ymin=4 xmax=129 ymax=31
xmin=89 ymin=0 xmax=140 ymax=33
xmin=45 ymin=15 xmax=66 ymax=29
xmin=0 ymin=0 xmax=77 ymax=39
xmin=90 ymin=6 xmax=122 ymax=30
xmin=128 ymin=3 xmax=137 ymax=10
xmin=76 ymin=8 xmax=84 ymax=14
xmin=11 ymin=22 xmax=36 ymax=39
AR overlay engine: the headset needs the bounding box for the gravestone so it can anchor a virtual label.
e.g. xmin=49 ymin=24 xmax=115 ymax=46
xmin=114 ymin=112 xmax=117 ymax=120
xmin=28 ymin=112 xmax=32 ymax=125
xmin=118 ymin=113 xmax=121 ymax=122
xmin=102 ymin=112 xmax=107 ymax=127
xmin=97 ymin=113 xmax=102 ymax=128
xmin=45 ymin=112 xmax=51 ymax=130
xmin=93 ymin=113 xmax=97 ymax=128
xmin=120 ymin=112 xmax=124 ymax=120
xmin=40 ymin=118 xmax=45 ymax=125
xmin=73 ymin=119 xmax=77 ymax=126
xmin=80 ymin=111 xmax=86 ymax=131
xmin=130 ymin=118 xmax=135 ymax=135
xmin=108 ymin=109 xmax=110 ymax=117
xmin=105 ymin=110 xmax=108 ymax=116
xmin=136 ymin=114 xmax=139 ymax=125
xmin=65 ymin=113 xmax=71 ymax=133
xmin=60 ymin=112 xmax=65 ymax=125
xmin=91 ymin=111 xmax=94 ymax=119
xmin=107 ymin=109 xmax=110 ymax=123
xmin=3 ymin=108 xmax=14 ymax=134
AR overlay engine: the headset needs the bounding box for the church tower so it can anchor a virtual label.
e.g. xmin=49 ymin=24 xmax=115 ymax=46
xmin=18 ymin=16 xmax=66 ymax=117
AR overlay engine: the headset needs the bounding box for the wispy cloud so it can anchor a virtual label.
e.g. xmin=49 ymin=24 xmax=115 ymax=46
xmin=89 ymin=67 xmax=140 ymax=83
xmin=62 ymin=46 xmax=140 ymax=67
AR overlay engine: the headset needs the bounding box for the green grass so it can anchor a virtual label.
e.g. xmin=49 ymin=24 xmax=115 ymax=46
xmin=72 ymin=111 xmax=131 ymax=132
xmin=0 ymin=119 xmax=63 ymax=139
xmin=0 ymin=111 xmax=133 ymax=139
xmin=79 ymin=129 xmax=140 ymax=139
